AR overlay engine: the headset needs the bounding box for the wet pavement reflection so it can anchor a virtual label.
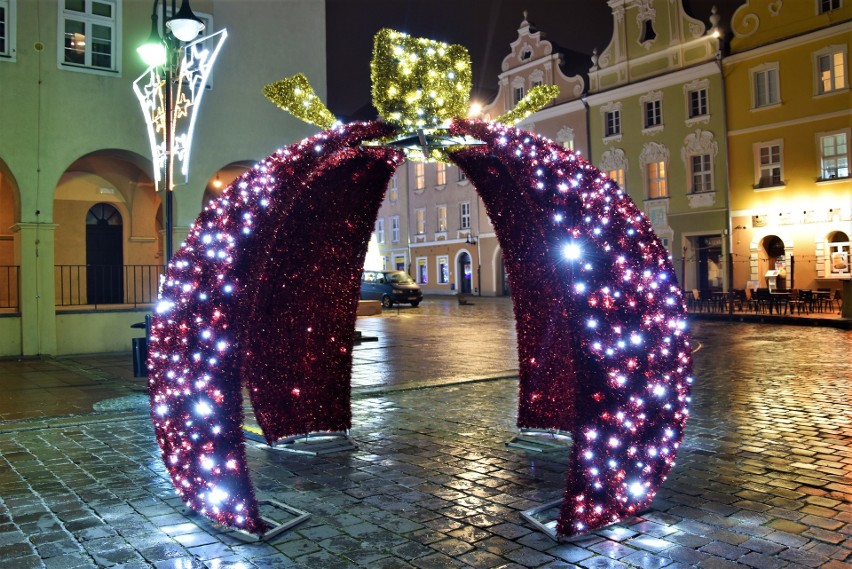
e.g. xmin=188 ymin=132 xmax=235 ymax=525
xmin=0 ymin=298 xmax=849 ymax=567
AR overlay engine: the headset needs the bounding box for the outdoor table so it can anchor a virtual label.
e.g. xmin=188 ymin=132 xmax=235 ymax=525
xmin=769 ymin=292 xmax=790 ymax=314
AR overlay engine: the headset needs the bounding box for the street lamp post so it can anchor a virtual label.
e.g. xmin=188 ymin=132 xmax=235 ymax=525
xmin=134 ymin=0 xmax=225 ymax=264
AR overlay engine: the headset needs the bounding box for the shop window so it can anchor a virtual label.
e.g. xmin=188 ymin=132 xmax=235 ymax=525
xmin=827 ymin=233 xmax=850 ymax=276
xmin=393 ymin=255 xmax=406 ymax=271
xmin=416 ymin=257 xmax=428 ymax=284
xmin=437 ymin=256 xmax=449 ymax=284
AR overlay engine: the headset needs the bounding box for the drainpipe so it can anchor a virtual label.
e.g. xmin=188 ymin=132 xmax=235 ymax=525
xmin=714 ymin=33 xmax=735 ymax=315
xmin=582 ymin=93 xmax=592 ymax=160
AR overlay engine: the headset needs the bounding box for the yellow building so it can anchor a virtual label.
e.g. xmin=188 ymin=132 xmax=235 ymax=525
xmin=725 ymin=0 xmax=851 ymax=295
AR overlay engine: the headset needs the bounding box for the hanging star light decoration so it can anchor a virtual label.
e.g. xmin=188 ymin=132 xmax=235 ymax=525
xmin=148 ymin=28 xmax=692 ymax=538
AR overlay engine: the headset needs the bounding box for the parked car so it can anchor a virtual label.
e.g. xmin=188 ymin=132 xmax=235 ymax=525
xmin=361 ymin=270 xmax=422 ymax=308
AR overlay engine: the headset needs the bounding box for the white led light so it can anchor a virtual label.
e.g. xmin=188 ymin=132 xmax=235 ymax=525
xmin=563 ymin=243 xmax=582 ymax=260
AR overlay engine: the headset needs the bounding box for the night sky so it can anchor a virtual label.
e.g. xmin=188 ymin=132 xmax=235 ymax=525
xmin=325 ymin=0 xmax=742 ymax=120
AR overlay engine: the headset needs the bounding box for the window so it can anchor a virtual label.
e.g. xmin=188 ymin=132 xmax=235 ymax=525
xmin=820 ymin=0 xmax=841 ymax=14
xmin=531 ymin=79 xmax=543 ymax=89
xmin=640 ymin=19 xmax=656 ymax=43
xmin=828 ymin=233 xmax=850 ymax=276
xmin=607 ymin=168 xmax=625 ymax=190
xmin=460 ymin=202 xmax=471 ymax=230
xmin=520 ymin=47 xmax=532 ymax=61
xmin=414 ymin=162 xmax=425 ymax=190
xmin=388 ymin=175 xmax=398 ymax=202
xmin=376 ymin=218 xmax=385 ymax=244
xmin=393 ymin=255 xmax=406 ymax=271
xmin=513 ymin=86 xmax=525 ymax=105
xmin=688 ymin=88 xmax=708 ymax=119
xmin=458 ymin=168 xmax=467 ymax=182
xmin=59 ymin=0 xmax=119 ymax=72
xmin=0 ymin=0 xmax=15 ymax=59
xmin=436 ymin=205 xmax=447 ymax=232
xmin=646 ymin=161 xmax=668 ymax=199
xmin=815 ymin=47 xmax=847 ymax=94
xmin=416 ymin=258 xmax=428 ymax=284
xmin=605 ymin=110 xmax=621 ymax=137
xmin=436 ymin=162 xmax=446 ymax=186
xmin=753 ymin=65 xmax=780 ymax=108
xmin=644 ymin=99 xmax=662 ymax=129
xmin=437 ymin=256 xmax=449 ymax=284
xmin=690 ymin=154 xmax=713 ymax=193
xmin=415 ymin=208 xmax=425 ymax=235
xmin=391 ymin=216 xmax=400 ymax=243
xmin=820 ymin=132 xmax=849 ymax=179
xmin=756 ymin=143 xmax=783 ymax=187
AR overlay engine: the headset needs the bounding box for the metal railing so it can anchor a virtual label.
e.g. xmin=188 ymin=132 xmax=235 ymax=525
xmin=0 ymin=265 xmax=20 ymax=311
xmin=55 ymin=265 xmax=164 ymax=307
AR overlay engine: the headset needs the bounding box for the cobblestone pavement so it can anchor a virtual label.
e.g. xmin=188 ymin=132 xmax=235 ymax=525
xmin=0 ymin=299 xmax=850 ymax=568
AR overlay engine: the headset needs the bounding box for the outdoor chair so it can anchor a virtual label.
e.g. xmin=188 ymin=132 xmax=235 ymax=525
xmin=798 ymin=289 xmax=814 ymax=314
xmin=787 ymin=289 xmax=805 ymax=315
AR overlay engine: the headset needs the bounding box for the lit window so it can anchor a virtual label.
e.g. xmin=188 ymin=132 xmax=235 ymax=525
xmin=376 ymin=219 xmax=385 ymax=244
xmin=460 ymin=202 xmax=471 ymax=230
xmin=820 ymin=0 xmax=841 ymax=14
xmin=690 ymin=154 xmax=713 ymax=193
xmin=60 ymin=0 xmax=120 ymax=72
xmin=416 ymin=258 xmax=428 ymax=284
xmin=607 ymin=168 xmax=625 ymax=190
xmin=646 ymin=161 xmax=668 ymax=199
xmin=820 ymin=132 xmax=849 ymax=179
xmin=391 ymin=216 xmax=400 ymax=243
xmin=815 ymin=46 xmax=847 ymax=94
xmin=828 ymin=233 xmax=850 ymax=276
xmin=388 ymin=175 xmax=398 ymax=202
xmin=437 ymin=256 xmax=449 ymax=284
xmin=436 ymin=162 xmax=446 ymax=186
xmin=0 ymin=0 xmax=16 ymax=59
xmin=688 ymin=88 xmax=708 ymax=118
xmin=756 ymin=143 xmax=783 ymax=187
xmin=414 ymin=163 xmax=425 ymax=190
xmin=753 ymin=65 xmax=780 ymax=108
xmin=644 ymin=99 xmax=662 ymax=129
xmin=415 ymin=209 xmax=425 ymax=235
xmin=605 ymin=110 xmax=621 ymax=137
xmin=436 ymin=205 xmax=447 ymax=232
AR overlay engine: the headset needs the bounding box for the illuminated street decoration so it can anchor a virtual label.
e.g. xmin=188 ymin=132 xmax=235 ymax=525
xmin=148 ymin=29 xmax=692 ymax=538
xmin=133 ymin=29 xmax=227 ymax=191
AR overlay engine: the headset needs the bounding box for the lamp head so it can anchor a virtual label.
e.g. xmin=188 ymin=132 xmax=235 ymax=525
xmin=166 ymin=0 xmax=205 ymax=42
xmin=137 ymin=13 xmax=166 ymax=66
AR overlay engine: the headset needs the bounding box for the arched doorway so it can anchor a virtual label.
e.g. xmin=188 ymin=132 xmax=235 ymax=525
xmin=760 ymin=234 xmax=787 ymax=290
xmin=457 ymin=251 xmax=472 ymax=294
xmin=202 ymin=161 xmax=254 ymax=209
xmin=86 ymin=203 xmax=123 ymax=304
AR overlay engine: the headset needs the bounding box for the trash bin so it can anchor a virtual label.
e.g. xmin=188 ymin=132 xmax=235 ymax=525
xmin=132 ymin=336 xmax=148 ymax=378
xmin=131 ymin=315 xmax=151 ymax=378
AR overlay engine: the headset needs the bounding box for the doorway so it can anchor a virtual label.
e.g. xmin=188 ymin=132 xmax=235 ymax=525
xmin=86 ymin=203 xmax=124 ymax=304
xmin=458 ymin=252 xmax=472 ymax=294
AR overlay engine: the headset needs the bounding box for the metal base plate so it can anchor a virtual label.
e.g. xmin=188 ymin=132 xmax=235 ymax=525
xmin=222 ymin=499 xmax=311 ymax=543
xmin=244 ymin=429 xmax=357 ymax=456
xmin=520 ymin=499 xmax=563 ymax=542
xmin=506 ymin=428 xmax=572 ymax=453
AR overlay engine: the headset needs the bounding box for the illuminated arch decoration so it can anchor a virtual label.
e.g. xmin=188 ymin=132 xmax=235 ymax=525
xmin=147 ymin=29 xmax=692 ymax=538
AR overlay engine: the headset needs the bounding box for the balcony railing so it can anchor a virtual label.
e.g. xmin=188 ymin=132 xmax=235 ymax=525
xmin=0 ymin=266 xmax=20 ymax=311
xmin=55 ymin=265 xmax=164 ymax=307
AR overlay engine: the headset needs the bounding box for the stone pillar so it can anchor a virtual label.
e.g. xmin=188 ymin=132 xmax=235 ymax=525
xmin=12 ymin=223 xmax=57 ymax=355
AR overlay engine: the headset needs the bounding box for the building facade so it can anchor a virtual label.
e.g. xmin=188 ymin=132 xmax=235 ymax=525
xmin=0 ymin=0 xmax=326 ymax=356
xmin=725 ymin=0 xmax=851 ymax=295
xmin=585 ymin=0 xmax=727 ymax=293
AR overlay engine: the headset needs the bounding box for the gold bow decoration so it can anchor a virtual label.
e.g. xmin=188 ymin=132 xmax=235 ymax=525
xmin=263 ymin=29 xmax=560 ymax=160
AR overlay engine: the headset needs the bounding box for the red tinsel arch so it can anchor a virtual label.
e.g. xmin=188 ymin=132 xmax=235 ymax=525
xmin=148 ymin=119 xmax=692 ymax=536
